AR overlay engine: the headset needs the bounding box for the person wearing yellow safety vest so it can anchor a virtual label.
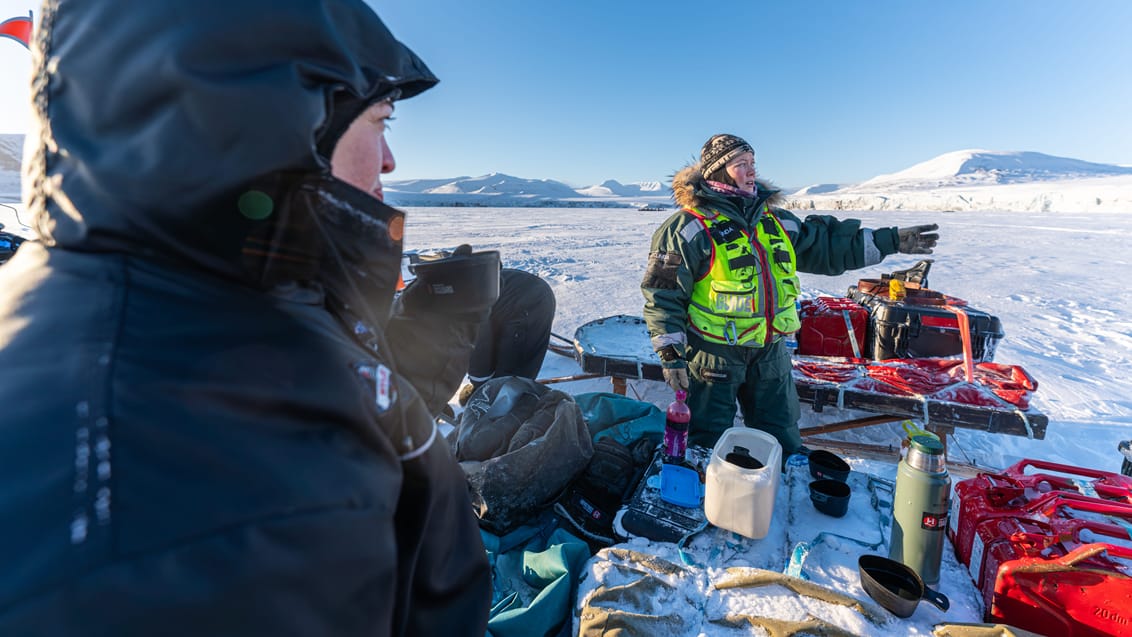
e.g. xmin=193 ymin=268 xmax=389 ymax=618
xmin=641 ymin=134 xmax=939 ymax=458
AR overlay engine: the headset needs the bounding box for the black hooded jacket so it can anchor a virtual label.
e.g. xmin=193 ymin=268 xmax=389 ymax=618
xmin=0 ymin=1 xmax=490 ymax=634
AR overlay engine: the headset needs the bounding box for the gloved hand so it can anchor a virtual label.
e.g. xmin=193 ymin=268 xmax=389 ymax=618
xmin=897 ymin=224 xmax=940 ymax=254
xmin=656 ymin=344 xmax=689 ymax=391
xmin=662 ymin=365 xmax=689 ymax=392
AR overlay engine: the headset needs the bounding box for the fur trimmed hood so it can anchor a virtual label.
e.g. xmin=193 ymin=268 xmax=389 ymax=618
xmin=671 ymin=163 xmax=785 ymax=210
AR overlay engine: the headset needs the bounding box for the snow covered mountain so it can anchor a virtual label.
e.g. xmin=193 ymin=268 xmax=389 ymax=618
xmin=788 ymin=150 xmax=1132 ymax=212
xmin=860 ymin=149 xmax=1132 ymax=187
xmin=389 ymin=172 xmax=581 ymax=198
xmin=3 ymin=135 xmax=1131 ymax=211
xmin=574 ymin=179 xmax=666 ymax=197
xmin=792 ymin=183 xmax=843 ymax=196
xmin=384 ymin=173 xmax=671 ymax=208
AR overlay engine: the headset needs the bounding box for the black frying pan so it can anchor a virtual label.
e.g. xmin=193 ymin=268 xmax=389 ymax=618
xmin=858 ymin=554 xmax=949 ymax=618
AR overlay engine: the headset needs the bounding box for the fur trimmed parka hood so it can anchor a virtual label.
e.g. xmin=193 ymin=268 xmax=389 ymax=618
xmin=671 ymin=163 xmax=786 ymax=210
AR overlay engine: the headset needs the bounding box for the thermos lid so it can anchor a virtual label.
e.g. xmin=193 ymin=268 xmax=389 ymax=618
xmin=908 ymin=434 xmax=943 ymax=455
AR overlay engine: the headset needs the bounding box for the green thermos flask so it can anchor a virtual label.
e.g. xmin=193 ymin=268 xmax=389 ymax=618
xmin=889 ymin=434 xmax=951 ymax=586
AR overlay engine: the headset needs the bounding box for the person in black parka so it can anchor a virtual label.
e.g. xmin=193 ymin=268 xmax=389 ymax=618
xmin=0 ymin=1 xmax=493 ymax=635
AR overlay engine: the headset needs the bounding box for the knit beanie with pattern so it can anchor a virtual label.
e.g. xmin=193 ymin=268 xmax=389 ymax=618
xmin=700 ymin=134 xmax=754 ymax=179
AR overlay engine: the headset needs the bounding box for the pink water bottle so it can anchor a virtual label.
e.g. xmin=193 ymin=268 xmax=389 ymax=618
xmin=664 ymin=390 xmax=691 ymax=464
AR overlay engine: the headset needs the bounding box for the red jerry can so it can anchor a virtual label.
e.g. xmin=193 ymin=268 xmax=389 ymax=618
xmin=988 ymin=542 xmax=1132 ymax=636
xmin=1001 ymin=459 xmax=1132 ymax=502
xmin=974 ymin=516 xmax=1132 ymax=615
xmin=949 ymin=459 xmax=1132 ymax=568
xmin=963 ymin=494 xmax=1132 ymax=586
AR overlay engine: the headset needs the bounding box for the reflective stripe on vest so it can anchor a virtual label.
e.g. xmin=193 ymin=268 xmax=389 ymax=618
xmin=684 ymin=206 xmax=802 ymax=346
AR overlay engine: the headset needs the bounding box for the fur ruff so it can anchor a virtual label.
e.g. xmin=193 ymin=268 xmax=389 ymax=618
xmin=670 ymin=163 xmax=784 ymax=210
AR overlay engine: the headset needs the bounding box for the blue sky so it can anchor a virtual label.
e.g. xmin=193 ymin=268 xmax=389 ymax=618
xmin=3 ymin=1 xmax=1131 ymax=189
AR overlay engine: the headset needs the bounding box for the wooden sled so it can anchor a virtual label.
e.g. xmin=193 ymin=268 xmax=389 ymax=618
xmin=548 ymin=315 xmax=1049 ymax=462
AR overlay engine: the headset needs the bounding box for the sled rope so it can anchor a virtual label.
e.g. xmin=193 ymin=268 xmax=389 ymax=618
xmin=1013 ymin=408 xmax=1035 ymax=439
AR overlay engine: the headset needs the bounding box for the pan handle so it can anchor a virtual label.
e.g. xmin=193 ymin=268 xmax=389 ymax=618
xmin=921 ymin=585 xmax=950 ymax=612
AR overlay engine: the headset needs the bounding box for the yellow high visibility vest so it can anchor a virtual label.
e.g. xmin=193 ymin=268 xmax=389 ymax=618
xmin=685 ymin=206 xmax=801 ymax=346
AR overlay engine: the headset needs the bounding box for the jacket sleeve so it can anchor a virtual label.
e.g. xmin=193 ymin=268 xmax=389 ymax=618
xmin=775 ymin=208 xmax=900 ymax=276
xmin=389 ymin=379 xmax=493 ymax=636
xmin=641 ymin=211 xmax=707 ymax=353
xmin=385 ymin=305 xmax=490 ymax=416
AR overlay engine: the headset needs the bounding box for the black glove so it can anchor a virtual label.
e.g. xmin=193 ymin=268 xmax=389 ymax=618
xmin=399 ymin=245 xmax=501 ymax=314
xmin=897 ymin=224 xmax=940 ymax=254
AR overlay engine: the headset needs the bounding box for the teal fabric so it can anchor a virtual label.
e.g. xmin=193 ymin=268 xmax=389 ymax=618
xmin=479 ymin=394 xmax=666 ymax=637
xmin=483 ymin=517 xmax=590 ymax=637
xmin=572 ymin=391 xmax=666 ymax=445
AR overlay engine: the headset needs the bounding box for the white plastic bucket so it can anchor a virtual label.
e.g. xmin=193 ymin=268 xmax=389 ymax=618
xmin=704 ymin=427 xmax=782 ymax=539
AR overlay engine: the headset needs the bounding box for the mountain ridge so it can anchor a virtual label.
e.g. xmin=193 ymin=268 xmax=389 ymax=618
xmin=2 ymin=135 xmax=1130 ymax=211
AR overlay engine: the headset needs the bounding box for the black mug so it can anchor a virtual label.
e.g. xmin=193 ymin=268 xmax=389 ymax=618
xmin=808 ymin=449 xmax=851 ymax=482
xmin=809 ymin=479 xmax=850 ymax=517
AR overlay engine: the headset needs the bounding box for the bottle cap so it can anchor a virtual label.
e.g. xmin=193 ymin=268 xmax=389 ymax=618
xmin=675 ymin=389 xmax=686 ymax=401
xmin=908 ymin=435 xmax=943 ymax=455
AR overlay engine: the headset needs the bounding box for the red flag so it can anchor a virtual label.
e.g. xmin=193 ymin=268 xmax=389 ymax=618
xmin=0 ymin=12 xmax=33 ymax=49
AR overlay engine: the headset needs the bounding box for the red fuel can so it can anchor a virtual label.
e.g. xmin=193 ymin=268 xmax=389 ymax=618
xmin=950 ymin=459 xmax=1132 ymax=568
xmin=974 ymin=516 xmax=1132 ymax=613
xmin=958 ymin=491 xmax=1132 ymax=581
xmin=1000 ymin=458 xmax=1132 ymax=502
xmin=988 ymin=542 xmax=1132 ymax=636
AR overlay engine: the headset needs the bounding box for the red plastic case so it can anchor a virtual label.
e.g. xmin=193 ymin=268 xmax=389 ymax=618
xmin=796 ymin=296 xmax=868 ymax=358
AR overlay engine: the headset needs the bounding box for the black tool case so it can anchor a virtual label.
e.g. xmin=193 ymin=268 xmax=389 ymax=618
xmin=849 ymin=289 xmax=1004 ymax=361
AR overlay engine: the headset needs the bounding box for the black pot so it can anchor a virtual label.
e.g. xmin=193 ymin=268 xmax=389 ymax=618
xmin=858 ymin=554 xmax=949 ymax=618
xmin=808 ymin=449 xmax=851 ymax=482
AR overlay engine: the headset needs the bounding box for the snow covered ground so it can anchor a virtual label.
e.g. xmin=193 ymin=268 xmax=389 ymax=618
xmin=363 ymin=204 xmax=1131 ymax=476
xmin=4 ymin=202 xmax=1130 ymax=634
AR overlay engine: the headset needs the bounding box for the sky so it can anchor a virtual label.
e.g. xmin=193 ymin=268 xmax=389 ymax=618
xmin=2 ymin=1 xmax=1132 ymax=189
xmin=11 ymin=199 xmax=1127 ymax=633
